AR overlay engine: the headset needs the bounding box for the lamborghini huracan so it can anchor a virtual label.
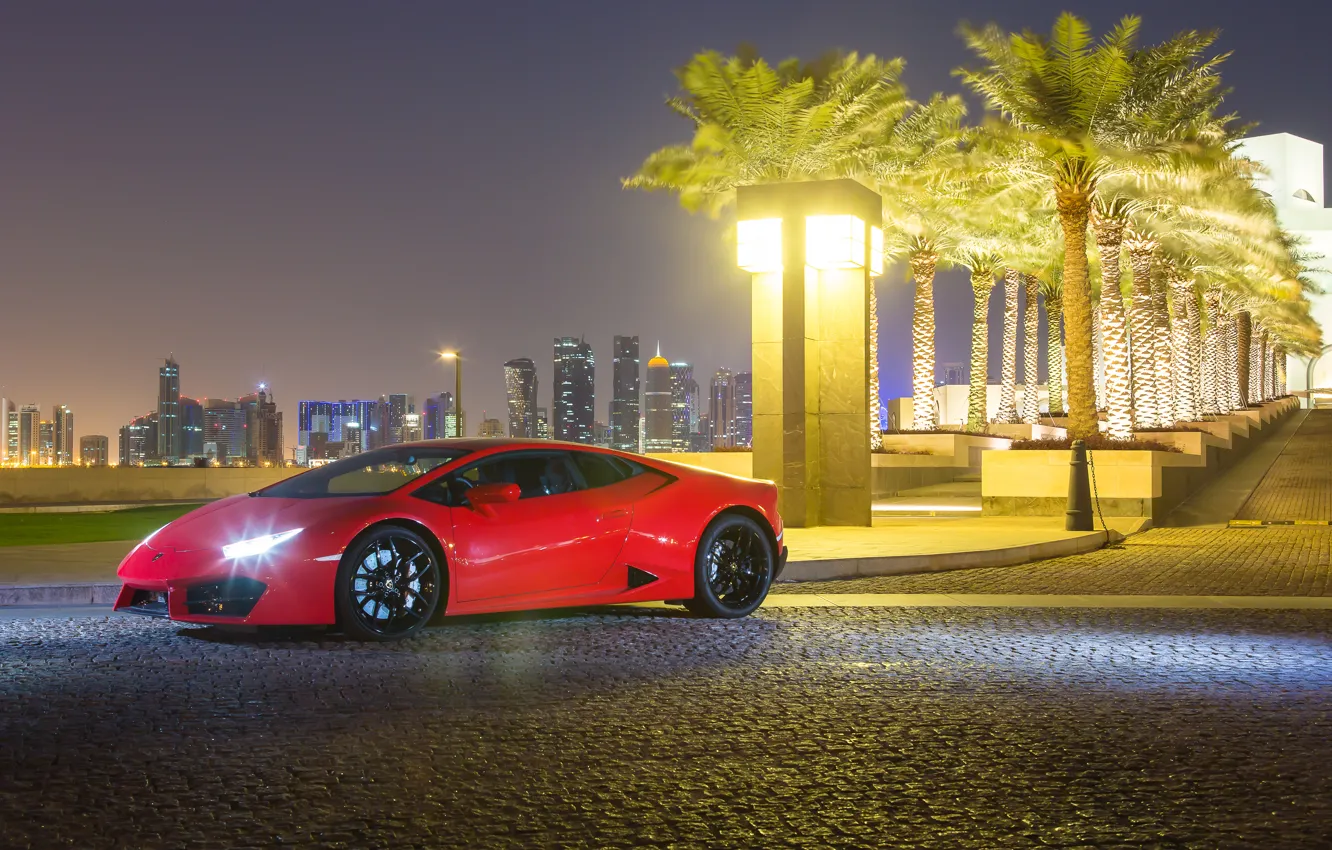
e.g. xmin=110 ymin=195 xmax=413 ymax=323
xmin=114 ymin=440 xmax=786 ymax=640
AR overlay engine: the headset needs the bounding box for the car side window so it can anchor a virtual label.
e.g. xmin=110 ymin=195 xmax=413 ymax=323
xmin=571 ymin=452 xmax=640 ymax=489
xmin=434 ymin=452 xmax=581 ymax=506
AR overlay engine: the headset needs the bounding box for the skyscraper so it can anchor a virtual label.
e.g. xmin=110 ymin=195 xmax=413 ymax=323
xmin=298 ymin=401 xmax=333 ymax=447
xmin=402 ymin=412 xmax=423 ymax=443
xmin=669 ymin=362 xmax=696 ymax=452
xmin=1 ymin=398 xmax=14 ymax=464
xmin=80 ymin=435 xmax=109 ymax=466
xmin=243 ymin=387 xmax=283 ymax=466
xmin=381 ymin=394 xmax=410 ymax=444
xmin=709 ymin=369 xmax=737 ymax=449
xmin=644 ymin=346 xmax=674 ymax=452
xmin=158 ymin=357 xmax=181 ymax=461
xmin=119 ymin=413 xmax=157 ymax=466
xmin=534 ymin=406 xmax=550 ymax=440
xmin=330 ymin=401 xmax=377 ymax=450
xmin=18 ymin=404 xmax=40 ymax=466
xmin=181 ymin=398 xmax=203 ymax=458
xmin=553 ymin=337 xmax=595 ymax=443
xmin=477 ymin=417 xmax=504 ymax=437
xmin=734 ymin=372 xmax=753 ymax=447
xmin=52 ymin=404 xmax=74 ymax=465
xmin=610 ymin=336 xmax=641 ymax=452
xmin=504 ymin=358 xmax=539 ymax=438
xmin=38 ymin=420 xmax=54 ymax=466
xmin=203 ymin=398 xmax=246 ymax=464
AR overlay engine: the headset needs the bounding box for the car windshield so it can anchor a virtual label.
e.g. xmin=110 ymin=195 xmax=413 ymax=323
xmin=256 ymin=446 xmax=469 ymax=498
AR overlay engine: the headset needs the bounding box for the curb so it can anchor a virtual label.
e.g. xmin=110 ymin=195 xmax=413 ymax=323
xmin=781 ymin=528 xmax=1115 ymax=582
xmin=1228 ymin=519 xmax=1330 ymax=527
xmin=0 ymin=583 xmax=121 ymax=606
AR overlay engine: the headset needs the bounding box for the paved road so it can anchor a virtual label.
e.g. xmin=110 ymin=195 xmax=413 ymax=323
xmin=3 ymin=606 xmax=1330 ymax=849
xmin=1236 ymin=409 xmax=1332 ymax=522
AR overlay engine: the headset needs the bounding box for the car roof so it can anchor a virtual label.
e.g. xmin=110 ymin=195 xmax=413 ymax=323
xmin=397 ymin=437 xmax=615 ymax=453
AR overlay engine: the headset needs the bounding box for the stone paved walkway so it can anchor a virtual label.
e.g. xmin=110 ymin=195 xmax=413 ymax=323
xmin=1236 ymin=409 xmax=1332 ymax=521
xmin=773 ymin=527 xmax=1332 ymax=597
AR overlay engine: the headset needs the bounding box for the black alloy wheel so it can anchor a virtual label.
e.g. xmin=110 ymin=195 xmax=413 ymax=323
xmin=335 ymin=527 xmax=442 ymax=641
xmin=685 ymin=514 xmax=774 ymax=619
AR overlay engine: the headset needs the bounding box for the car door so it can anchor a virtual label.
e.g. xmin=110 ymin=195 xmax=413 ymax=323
xmin=441 ymin=450 xmax=628 ymax=602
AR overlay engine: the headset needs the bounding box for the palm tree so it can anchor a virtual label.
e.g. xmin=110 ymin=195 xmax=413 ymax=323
xmin=1036 ymin=270 xmax=1065 ymax=416
xmin=958 ymin=14 xmax=1232 ymax=439
xmin=996 ymin=269 xmax=1021 ymax=423
xmin=954 ymin=247 xmax=1004 ymax=431
xmin=1091 ymin=204 xmax=1134 ymax=437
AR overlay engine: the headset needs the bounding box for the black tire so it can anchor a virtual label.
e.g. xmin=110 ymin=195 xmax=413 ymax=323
xmin=684 ymin=514 xmax=774 ymax=619
xmin=335 ymin=526 xmax=443 ymax=642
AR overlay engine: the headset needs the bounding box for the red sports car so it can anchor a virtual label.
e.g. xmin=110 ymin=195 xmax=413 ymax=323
xmin=114 ymin=440 xmax=786 ymax=640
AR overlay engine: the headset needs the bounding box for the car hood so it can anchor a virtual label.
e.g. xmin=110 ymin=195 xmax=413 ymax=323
xmin=151 ymin=494 xmax=375 ymax=553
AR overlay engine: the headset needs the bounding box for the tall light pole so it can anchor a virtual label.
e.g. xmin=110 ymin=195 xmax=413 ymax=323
xmin=439 ymin=351 xmax=462 ymax=437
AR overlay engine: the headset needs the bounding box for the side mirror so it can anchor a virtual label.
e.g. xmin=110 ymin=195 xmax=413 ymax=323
xmin=467 ymin=482 xmax=520 ymax=506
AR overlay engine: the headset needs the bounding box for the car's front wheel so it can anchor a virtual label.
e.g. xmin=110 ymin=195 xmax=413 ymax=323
xmin=685 ymin=514 xmax=774 ymax=619
xmin=335 ymin=527 xmax=443 ymax=641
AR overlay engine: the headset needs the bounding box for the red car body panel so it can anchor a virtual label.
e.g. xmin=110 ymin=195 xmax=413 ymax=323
xmin=114 ymin=439 xmax=784 ymax=627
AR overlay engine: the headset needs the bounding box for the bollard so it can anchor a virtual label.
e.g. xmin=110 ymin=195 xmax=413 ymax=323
xmin=1065 ymin=439 xmax=1093 ymax=531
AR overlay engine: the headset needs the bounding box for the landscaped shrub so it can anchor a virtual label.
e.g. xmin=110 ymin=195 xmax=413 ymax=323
xmin=1010 ymin=435 xmax=1180 ymax=452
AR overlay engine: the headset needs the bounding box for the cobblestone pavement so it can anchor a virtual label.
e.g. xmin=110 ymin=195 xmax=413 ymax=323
xmin=1236 ymin=409 xmax=1332 ymax=522
xmin=3 ymin=608 xmax=1331 ymax=848
xmin=774 ymin=527 xmax=1332 ymax=597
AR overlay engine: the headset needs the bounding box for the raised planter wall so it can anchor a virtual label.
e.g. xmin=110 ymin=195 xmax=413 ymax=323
xmin=873 ymin=433 xmax=1009 ymax=496
xmin=983 ymin=398 xmax=1298 ymax=522
xmin=0 ymin=467 xmax=302 ymax=506
xmin=646 ymin=452 xmax=754 ymax=479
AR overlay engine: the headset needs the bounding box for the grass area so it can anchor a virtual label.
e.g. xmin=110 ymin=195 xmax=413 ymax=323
xmin=0 ymin=504 xmax=204 ymax=548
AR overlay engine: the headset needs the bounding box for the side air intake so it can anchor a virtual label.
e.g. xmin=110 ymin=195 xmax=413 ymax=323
xmin=627 ymin=566 xmax=659 ymax=589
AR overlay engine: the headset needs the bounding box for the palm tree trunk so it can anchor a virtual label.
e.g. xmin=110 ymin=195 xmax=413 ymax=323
xmin=1170 ymin=273 xmax=1199 ymax=423
xmin=1127 ymin=241 xmax=1158 ymax=427
xmin=1276 ymin=346 xmax=1287 ymax=396
xmin=1224 ymin=309 xmax=1242 ymax=411
xmin=1236 ymin=311 xmax=1252 ymax=407
xmin=869 ymin=285 xmax=882 ymax=449
xmin=1046 ymin=295 xmax=1065 ymax=416
xmin=1094 ymin=221 xmax=1132 ymax=439
xmin=967 ymin=271 xmax=997 ymax=432
xmin=1150 ymin=263 xmax=1174 ymax=425
xmin=997 ymin=269 xmax=1020 ymax=423
xmin=1201 ymin=290 xmax=1222 ymax=415
xmin=910 ymin=251 xmax=939 ymax=430
xmin=1259 ymin=330 xmax=1270 ymax=402
xmin=1056 ymin=194 xmax=1098 ymax=439
xmin=1022 ymin=274 xmax=1041 ymax=424
xmin=1092 ymin=305 xmax=1105 ymax=411
xmin=1187 ymin=288 xmax=1203 ymax=417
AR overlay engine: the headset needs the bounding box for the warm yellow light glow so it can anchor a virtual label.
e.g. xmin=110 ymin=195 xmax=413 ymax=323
xmin=806 ymin=215 xmax=865 ymax=270
xmin=737 ymin=218 xmax=782 ymax=273
xmin=439 ymin=351 xmax=458 ymax=360
xmin=871 ymin=226 xmax=884 ymax=276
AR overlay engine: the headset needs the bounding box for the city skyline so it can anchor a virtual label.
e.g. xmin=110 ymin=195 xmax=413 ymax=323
xmin=5 ymin=4 xmax=1327 ymax=449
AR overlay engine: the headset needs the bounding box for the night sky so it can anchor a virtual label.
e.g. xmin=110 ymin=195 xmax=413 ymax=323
xmin=2 ymin=1 xmax=1330 ymax=447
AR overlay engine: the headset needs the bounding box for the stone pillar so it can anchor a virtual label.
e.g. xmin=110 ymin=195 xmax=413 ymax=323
xmin=739 ymin=179 xmax=880 ymax=527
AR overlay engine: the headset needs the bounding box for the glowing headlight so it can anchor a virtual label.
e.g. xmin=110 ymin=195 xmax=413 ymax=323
xmin=222 ymin=529 xmax=303 ymax=560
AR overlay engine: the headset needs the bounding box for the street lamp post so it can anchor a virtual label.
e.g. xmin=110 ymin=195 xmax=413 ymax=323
xmin=440 ymin=351 xmax=462 ymax=437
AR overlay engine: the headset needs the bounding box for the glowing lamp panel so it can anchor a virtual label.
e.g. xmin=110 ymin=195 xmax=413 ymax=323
xmin=806 ymin=215 xmax=865 ymax=270
xmin=737 ymin=218 xmax=783 ymax=273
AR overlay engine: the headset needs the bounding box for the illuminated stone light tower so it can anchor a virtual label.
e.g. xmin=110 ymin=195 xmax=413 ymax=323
xmin=736 ymin=179 xmax=882 ymax=527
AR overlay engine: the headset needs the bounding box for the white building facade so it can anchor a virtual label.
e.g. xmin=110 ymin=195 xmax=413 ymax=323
xmin=1236 ymin=133 xmax=1332 ymax=405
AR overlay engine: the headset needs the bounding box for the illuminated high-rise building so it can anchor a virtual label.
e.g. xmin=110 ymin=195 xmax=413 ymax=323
xmin=380 ymin=394 xmax=410 ymax=445
xmin=203 ymin=398 xmax=246 ymax=464
xmin=403 ymin=412 xmax=423 ymax=443
xmin=644 ymin=346 xmax=674 ymax=453
xmin=504 ymin=358 xmax=539 ymax=438
xmin=477 ymin=417 xmax=504 ymax=437
xmin=157 ymin=357 xmax=181 ymax=461
xmin=535 ymin=406 xmax=550 ymax=440
xmin=242 ymin=387 xmax=283 ymax=466
xmin=18 ymin=404 xmax=40 ymax=466
xmin=52 ymin=404 xmax=74 ymax=465
xmin=80 ymin=435 xmax=109 ymax=466
xmin=119 ymin=412 xmax=157 ymax=466
xmin=298 ymin=401 xmax=333 ymax=447
xmin=1 ymin=398 xmax=14 ymax=464
xmin=38 ymin=420 xmax=54 ymax=466
xmin=610 ymin=336 xmax=640 ymax=452
xmin=553 ymin=337 xmax=595 ymax=443
xmin=709 ymin=369 xmax=737 ymax=449
xmin=669 ymin=362 xmax=696 ymax=452
xmin=181 ymin=398 xmax=203 ymax=459
xmin=734 ymin=372 xmax=753 ymax=447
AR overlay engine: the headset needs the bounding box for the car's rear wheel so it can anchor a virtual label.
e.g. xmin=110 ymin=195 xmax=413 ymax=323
xmin=335 ymin=527 xmax=442 ymax=641
xmin=685 ymin=514 xmax=773 ymax=619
